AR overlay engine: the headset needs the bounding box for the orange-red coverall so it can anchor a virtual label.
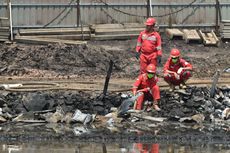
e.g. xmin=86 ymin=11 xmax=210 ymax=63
xmin=163 ymin=58 xmax=192 ymax=85
xmin=136 ymin=30 xmax=162 ymax=74
xmin=132 ymin=73 xmax=160 ymax=110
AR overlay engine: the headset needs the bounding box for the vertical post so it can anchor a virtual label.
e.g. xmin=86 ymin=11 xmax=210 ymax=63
xmin=146 ymin=0 xmax=150 ymax=18
xmin=149 ymin=0 xmax=153 ymax=16
xmin=102 ymin=60 xmax=114 ymax=99
xmin=77 ymin=0 xmax=80 ymax=27
xmin=9 ymin=0 xmax=13 ymax=41
xmin=215 ymin=0 xmax=219 ymax=35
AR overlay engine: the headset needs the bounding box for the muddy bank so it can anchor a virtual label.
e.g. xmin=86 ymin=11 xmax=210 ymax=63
xmin=0 ymin=35 xmax=229 ymax=78
xmin=0 ymin=86 xmax=229 ymax=143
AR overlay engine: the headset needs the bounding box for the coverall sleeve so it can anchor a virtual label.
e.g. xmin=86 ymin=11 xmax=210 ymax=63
xmin=181 ymin=59 xmax=193 ymax=69
xmin=135 ymin=32 xmax=142 ymax=52
xmin=132 ymin=75 xmax=142 ymax=92
xmin=155 ymin=32 xmax=162 ymax=56
xmin=163 ymin=59 xmax=170 ymax=73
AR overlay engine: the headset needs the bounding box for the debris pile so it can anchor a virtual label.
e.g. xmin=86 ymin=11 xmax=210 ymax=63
xmin=0 ymin=86 xmax=229 ymax=125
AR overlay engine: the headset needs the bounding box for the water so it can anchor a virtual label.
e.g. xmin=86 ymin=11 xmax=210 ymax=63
xmin=0 ymin=143 xmax=230 ymax=153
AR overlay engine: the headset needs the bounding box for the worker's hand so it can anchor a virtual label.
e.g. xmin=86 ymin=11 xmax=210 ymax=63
xmin=135 ymin=52 xmax=141 ymax=60
xmin=157 ymin=56 xmax=161 ymax=65
xmin=177 ymin=67 xmax=184 ymax=74
xmin=132 ymin=89 xmax=137 ymax=96
xmin=175 ymin=73 xmax=180 ymax=80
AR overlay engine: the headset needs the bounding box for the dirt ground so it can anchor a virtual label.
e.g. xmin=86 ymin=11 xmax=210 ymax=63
xmin=0 ymin=34 xmax=229 ymax=80
xmin=0 ymin=35 xmax=230 ymax=144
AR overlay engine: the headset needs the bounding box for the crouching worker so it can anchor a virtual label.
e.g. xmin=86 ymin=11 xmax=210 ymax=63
xmin=132 ymin=64 xmax=161 ymax=111
xmin=163 ymin=48 xmax=193 ymax=92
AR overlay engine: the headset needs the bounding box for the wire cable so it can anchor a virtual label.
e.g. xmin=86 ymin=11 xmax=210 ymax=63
xmin=97 ymin=0 xmax=198 ymax=18
xmin=43 ymin=0 xmax=75 ymax=27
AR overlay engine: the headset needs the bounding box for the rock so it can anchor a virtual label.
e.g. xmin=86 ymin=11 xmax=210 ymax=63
xmin=222 ymin=108 xmax=230 ymax=120
xmin=22 ymin=93 xmax=49 ymax=111
xmin=0 ymin=116 xmax=6 ymax=123
xmin=191 ymin=114 xmax=205 ymax=123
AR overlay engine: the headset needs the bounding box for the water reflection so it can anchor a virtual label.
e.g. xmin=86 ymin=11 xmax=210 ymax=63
xmin=0 ymin=143 xmax=230 ymax=153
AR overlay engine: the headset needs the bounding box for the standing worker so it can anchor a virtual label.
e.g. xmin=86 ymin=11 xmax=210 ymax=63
xmin=163 ymin=48 xmax=193 ymax=91
xmin=135 ymin=17 xmax=162 ymax=74
xmin=132 ymin=64 xmax=161 ymax=111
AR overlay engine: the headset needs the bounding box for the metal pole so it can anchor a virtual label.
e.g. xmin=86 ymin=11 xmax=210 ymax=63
xmin=77 ymin=0 xmax=80 ymax=27
xmin=9 ymin=1 xmax=13 ymax=41
xmin=149 ymin=0 xmax=153 ymax=16
xmin=215 ymin=0 xmax=219 ymax=33
xmin=146 ymin=0 xmax=150 ymax=18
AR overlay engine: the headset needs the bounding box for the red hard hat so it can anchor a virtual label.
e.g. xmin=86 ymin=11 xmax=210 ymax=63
xmin=146 ymin=64 xmax=156 ymax=73
xmin=170 ymin=48 xmax=180 ymax=57
xmin=145 ymin=18 xmax=156 ymax=26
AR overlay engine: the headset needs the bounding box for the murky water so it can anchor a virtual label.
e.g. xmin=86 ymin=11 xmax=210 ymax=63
xmin=0 ymin=123 xmax=229 ymax=153
xmin=0 ymin=142 xmax=230 ymax=153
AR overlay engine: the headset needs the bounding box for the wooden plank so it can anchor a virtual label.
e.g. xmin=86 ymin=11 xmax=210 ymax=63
xmin=15 ymin=37 xmax=87 ymax=45
xmin=15 ymin=34 xmax=91 ymax=41
xmin=132 ymin=114 xmax=166 ymax=122
xmin=165 ymin=28 xmax=184 ymax=39
xmin=0 ymin=36 xmax=9 ymax=39
xmin=19 ymin=27 xmax=91 ymax=36
xmin=0 ymin=19 xmax=9 ymax=27
xmin=95 ymin=28 xmax=144 ymax=35
xmin=0 ymin=27 xmax=9 ymax=32
xmin=0 ymin=31 xmax=10 ymax=36
xmin=91 ymin=33 xmax=139 ymax=40
xmin=0 ymin=38 xmax=8 ymax=42
xmin=182 ymin=29 xmax=201 ymax=43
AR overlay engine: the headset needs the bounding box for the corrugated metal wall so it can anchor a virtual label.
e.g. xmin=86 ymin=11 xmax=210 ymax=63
xmin=0 ymin=0 xmax=230 ymax=28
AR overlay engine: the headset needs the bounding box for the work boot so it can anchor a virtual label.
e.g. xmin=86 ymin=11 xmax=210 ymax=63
xmin=153 ymin=104 xmax=161 ymax=111
xmin=169 ymin=84 xmax=175 ymax=92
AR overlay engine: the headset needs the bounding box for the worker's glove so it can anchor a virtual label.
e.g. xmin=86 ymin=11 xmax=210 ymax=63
xmin=132 ymin=88 xmax=137 ymax=96
xmin=177 ymin=67 xmax=184 ymax=75
xmin=135 ymin=52 xmax=141 ymax=60
xmin=175 ymin=73 xmax=180 ymax=80
xmin=157 ymin=56 xmax=162 ymax=65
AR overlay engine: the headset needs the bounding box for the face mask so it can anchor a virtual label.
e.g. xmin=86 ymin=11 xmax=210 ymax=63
xmin=147 ymin=73 xmax=154 ymax=79
xmin=172 ymin=58 xmax=178 ymax=63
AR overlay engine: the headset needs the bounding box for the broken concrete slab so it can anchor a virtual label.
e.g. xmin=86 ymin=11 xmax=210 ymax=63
xmin=165 ymin=28 xmax=184 ymax=39
xmin=182 ymin=29 xmax=202 ymax=43
xmin=198 ymin=30 xmax=219 ymax=46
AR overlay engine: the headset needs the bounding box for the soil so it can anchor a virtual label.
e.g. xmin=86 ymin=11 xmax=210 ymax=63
xmin=0 ymin=34 xmax=229 ymax=79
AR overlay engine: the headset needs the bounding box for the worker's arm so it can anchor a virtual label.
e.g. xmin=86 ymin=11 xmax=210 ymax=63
xmin=155 ymin=32 xmax=162 ymax=56
xmin=180 ymin=59 xmax=193 ymax=71
xmin=132 ymin=75 xmax=142 ymax=95
xmin=135 ymin=32 xmax=143 ymax=53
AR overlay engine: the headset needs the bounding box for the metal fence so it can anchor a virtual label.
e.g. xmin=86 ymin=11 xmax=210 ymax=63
xmin=0 ymin=0 xmax=230 ymax=29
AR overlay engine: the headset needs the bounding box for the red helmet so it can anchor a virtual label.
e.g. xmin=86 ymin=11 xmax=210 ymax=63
xmin=146 ymin=64 xmax=156 ymax=73
xmin=170 ymin=48 xmax=180 ymax=58
xmin=145 ymin=18 xmax=156 ymax=26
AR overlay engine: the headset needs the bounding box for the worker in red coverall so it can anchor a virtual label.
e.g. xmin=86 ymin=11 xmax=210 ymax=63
xmin=132 ymin=64 xmax=161 ymax=111
xmin=163 ymin=48 xmax=193 ymax=92
xmin=135 ymin=17 xmax=162 ymax=74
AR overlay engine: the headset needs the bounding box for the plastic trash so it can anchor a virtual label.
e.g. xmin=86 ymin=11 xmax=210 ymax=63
xmin=72 ymin=109 xmax=95 ymax=125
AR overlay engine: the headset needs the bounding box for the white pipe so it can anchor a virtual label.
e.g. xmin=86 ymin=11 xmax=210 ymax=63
xmin=9 ymin=2 xmax=13 ymax=41
xmin=149 ymin=0 xmax=153 ymax=16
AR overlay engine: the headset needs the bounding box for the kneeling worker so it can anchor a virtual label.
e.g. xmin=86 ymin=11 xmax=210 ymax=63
xmin=132 ymin=64 xmax=161 ymax=111
xmin=163 ymin=48 xmax=193 ymax=91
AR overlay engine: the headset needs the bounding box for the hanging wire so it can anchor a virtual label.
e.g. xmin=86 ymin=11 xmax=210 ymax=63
xmin=97 ymin=0 xmax=198 ymax=18
xmin=43 ymin=0 xmax=75 ymax=27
